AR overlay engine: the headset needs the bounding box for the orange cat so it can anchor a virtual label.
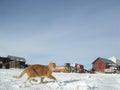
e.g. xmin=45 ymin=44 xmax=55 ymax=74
xmin=13 ymin=62 xmax=56 ymax=84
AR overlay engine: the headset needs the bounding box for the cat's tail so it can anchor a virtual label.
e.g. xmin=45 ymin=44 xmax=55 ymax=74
xmin=13 ymin=68 xmax=27 ymax=79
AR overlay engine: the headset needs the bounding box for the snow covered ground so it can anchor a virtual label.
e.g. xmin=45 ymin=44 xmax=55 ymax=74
xmin=0 ymin=69 xmax=120 ymax=90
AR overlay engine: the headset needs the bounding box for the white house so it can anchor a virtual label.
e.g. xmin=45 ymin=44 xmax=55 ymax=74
xmin=109 ymin=56 xmax=120 ymax=66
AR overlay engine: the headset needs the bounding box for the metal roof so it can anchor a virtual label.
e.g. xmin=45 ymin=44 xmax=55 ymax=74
xmin=92 ymin=57 xmax=116 ymax=65
xmin=7 ymin=55 xmax=26 ymax=62
xmin=99 ymin=57 xmax=115 ymax=64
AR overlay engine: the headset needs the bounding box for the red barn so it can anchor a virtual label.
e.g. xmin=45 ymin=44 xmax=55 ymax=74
xmin=92 ymin=57 xmax=115 ymax=72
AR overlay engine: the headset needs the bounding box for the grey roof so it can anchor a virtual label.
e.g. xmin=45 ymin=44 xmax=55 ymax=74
xmin=100 ymin=57 xmax=115 ymax=64
xmin=7 ymin=55 xmax=26 ymax=62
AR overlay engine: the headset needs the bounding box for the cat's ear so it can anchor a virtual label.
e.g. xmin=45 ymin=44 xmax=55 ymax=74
xmin=48 ymin=61 xmax=53 ymax=65
xmin=50 ymin=61 xmax=54 ymax=63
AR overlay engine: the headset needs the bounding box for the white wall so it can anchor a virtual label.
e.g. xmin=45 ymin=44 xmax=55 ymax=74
xmin=109 ymin=56 xmax=120 ymax=66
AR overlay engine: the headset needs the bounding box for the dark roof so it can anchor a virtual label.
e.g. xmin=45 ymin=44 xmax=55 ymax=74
xmin=7 ymin=55 xmax=26 ymax=62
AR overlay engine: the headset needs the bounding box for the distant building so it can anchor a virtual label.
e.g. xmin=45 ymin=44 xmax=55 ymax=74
xmin=92 ymin=57 xmax=116 ymax=72
xmin=0 ymin=55 xmax=27 ymax=69
xmin=55 ymin=63 xmax=84 ymax=73
xmin=0 ymin=56 xmax=11 ymax=68
xmin=109 ymin=56 xmax=120 ymax=66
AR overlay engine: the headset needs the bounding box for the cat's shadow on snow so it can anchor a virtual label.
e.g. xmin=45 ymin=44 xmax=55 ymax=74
xmin=44 ymin=79 xmax=81 ymax=84
xmin=64 ymin=79 xmax=80 ymax=83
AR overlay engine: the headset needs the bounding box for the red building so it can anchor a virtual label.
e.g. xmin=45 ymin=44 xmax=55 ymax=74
xmin=92 ymin=57 xmax=115 ymax=72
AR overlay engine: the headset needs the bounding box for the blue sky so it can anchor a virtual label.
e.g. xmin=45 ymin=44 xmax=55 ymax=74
xmin=0 ymin=0 xmax=120 ymax=69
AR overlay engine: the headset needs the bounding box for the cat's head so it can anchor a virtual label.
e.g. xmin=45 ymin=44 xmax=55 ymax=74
xmin=48 ymin=62 xmax=56 ymax=71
